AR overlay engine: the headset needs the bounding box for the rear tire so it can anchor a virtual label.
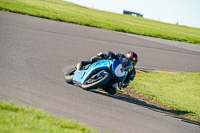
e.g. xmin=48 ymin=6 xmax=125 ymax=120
xmin=65 ymin=68 xmax=76 ymax=84
xmin=82 ymin=74 xmax=110 ymax=90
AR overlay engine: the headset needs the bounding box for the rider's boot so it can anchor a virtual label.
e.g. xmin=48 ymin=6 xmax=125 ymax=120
xmin=76 ymin=62 xmax=82 ymax=71
xmin=77 ymin=60 xmax=93 ymax=71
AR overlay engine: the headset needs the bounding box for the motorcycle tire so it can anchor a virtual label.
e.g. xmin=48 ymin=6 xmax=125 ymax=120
xmin=65 ymin=68 xmax=76 ymax=84
xmin=82 ymin=74 xmax=110 ymax=90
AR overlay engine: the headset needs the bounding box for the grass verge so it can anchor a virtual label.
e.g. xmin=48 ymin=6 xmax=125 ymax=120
xmin=0 ymin=101 xmax=99 ymax=133
xmin=0 ymin=0 xmax=200 ymax=44
xmin=128 ymin=71 xmax=200 ymax=122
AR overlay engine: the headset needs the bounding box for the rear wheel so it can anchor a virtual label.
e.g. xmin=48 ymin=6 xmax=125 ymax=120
xmin=82 ymin=74 xmax=110 ymax=91
xmin=65 ymin=68 xmax=76 ymax=84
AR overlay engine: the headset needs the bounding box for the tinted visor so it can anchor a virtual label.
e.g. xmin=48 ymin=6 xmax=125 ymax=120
xmin=122 ymin=58 xmax=133 ymax=71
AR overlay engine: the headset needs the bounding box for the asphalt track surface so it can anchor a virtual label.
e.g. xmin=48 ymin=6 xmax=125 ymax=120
xmin=0 ymin=11 xmax=200 ymax=133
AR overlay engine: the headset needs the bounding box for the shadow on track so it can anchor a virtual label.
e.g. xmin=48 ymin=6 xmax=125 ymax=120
xmin=90 ymin=89 xmax=200 ymax=126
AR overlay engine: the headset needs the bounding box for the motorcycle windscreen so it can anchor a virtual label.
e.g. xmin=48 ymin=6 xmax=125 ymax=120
xmin=112 ymin=58 xmax=127 ymax=82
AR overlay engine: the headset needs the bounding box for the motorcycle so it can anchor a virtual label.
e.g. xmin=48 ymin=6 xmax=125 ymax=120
xmin=65 ymin=57 xmax=131 ymax=94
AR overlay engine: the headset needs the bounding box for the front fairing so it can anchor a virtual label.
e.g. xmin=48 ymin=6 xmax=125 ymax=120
xmin=73 ymin=60 xmax=113 ymax=84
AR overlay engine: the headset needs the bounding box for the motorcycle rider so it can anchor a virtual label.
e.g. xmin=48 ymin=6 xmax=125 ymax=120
xmin=77 ymin=51 xmax=138 ymax=95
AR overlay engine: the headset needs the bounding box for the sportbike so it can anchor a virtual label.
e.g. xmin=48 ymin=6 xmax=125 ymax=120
xmin=65 ymin=57 xmax=132 ymax=93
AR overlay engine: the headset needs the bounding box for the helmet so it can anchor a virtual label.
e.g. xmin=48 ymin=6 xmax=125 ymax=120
xmin=126 ymin=51 xmax=138 ymax=67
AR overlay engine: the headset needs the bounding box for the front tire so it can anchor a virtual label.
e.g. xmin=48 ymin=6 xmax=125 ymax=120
xmin=65 ymin=68 xmax=76 ymax=84
xmin=82 ymin=74 xmax=110 ymax=90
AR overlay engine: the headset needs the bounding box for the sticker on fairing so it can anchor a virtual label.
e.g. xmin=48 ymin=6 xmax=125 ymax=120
xmin=115 ymin=64 xmax=125 ymax=77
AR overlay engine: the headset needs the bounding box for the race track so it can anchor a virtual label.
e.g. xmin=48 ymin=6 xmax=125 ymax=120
xmin=0 ymin=11 xmax=199 ymax=133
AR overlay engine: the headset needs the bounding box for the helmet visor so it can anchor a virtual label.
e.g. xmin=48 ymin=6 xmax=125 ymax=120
xmin=122 ymin=58 xmax=133 ymax=71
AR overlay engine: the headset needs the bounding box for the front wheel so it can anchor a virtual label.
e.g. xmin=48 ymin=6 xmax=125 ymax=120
xmin=65 ymin=68 xmax=76 ymax=84
xmin=82 ymin=74 xmax=110 ymax=90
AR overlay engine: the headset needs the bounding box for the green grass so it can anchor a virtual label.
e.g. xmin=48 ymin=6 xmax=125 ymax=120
xmin=0 ymin=0 xmax=200 ymax=44
xmin=0 ymin=101 xmax=99 ymax=133
xmin=129 ymin=72 xmax=200 ymax=121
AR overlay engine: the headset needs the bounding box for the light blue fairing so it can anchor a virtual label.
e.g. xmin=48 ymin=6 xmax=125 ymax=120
xmin=73 ymin=60 xmax=112 ymax=84
xmin=73 ymin=58 xmax=128 ymax=85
